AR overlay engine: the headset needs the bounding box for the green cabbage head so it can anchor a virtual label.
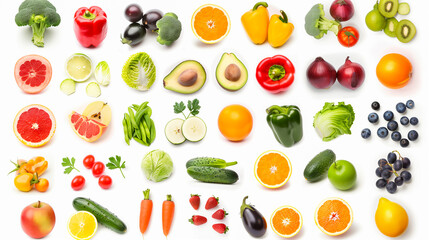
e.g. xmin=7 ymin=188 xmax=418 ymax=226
xmin=141 ymin=149 xmax=173 ymax=182
xmin=313 ymin=102 xmax=355 ymax=142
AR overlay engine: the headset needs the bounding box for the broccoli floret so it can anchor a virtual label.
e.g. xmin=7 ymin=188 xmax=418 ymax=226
xmin=305 ymin=4 xmax=340 ymax=39
xmin=156 ymin=12 xmax=182 ymax=46
xmin=15 ymin=0 xmax=61 ymax=47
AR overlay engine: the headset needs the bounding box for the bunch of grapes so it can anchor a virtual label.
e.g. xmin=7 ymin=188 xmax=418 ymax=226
xmin=375 ymin=151 xmax=412 ymax=194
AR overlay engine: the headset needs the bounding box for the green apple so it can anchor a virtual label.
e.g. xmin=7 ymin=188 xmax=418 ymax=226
xmin=328 ymin=160 xmax=357 ymax=190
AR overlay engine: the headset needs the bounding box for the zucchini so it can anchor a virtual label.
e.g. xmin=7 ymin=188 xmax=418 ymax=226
xmin=186 ymin=157 xmax=237 ymax=169
xmin=187 ymin=166 xmax=239 ymax=184
xmin=303 ymin=149 xmax=336 ymax=182
xmin=72 ymin=197 xmax=127 ymax=234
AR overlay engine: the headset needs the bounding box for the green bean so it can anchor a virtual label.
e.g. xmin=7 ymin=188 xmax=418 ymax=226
xmin=146 ymin=107 xmax=152 ymax=117
xmin=149 ymin=119 xmax=156 ymax=143
xmin=139 ymin=122 xmax=148 ymax=143
xmin=133 ymin=136 xmax=147 ymax=146
xmin=137 ymin=102 xmax=149 ymax=112
xmin=143 ymin=120 xmax=151 ymax=141
xmin=125 ymin=113 xmax=133 ymax=138
xmin=122 ymin=118 xmax=130 ymax=145
xmin=131 ymin=104 xmax=140 ymax=111
xmin=128 ymin=107 xmax=138 ymax=129
xmin=134 ymin=127 xmax=142 ymax=140
xmin=135 ymin=106 xmax=149 ymax=124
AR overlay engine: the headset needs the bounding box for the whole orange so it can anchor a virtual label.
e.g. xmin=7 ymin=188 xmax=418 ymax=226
xmin=218 ymin=104 xmax=253 ymax=141
xmin=376 ymin=53 xmax=412 ymax=89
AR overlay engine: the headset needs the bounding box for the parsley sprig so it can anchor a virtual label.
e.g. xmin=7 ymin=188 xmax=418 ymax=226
xmin=174 ymin=99 xmax=201 ymax=119
xmin=62 ymin=157 xmax=80 ymax=174
xmin=106 ymin=155 xmax=126 ymax=178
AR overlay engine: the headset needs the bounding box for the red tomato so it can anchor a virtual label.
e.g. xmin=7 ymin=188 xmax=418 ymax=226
xmin=71 ymin=175 xmax=85 ymax=191
xmin=98 ymin=175 xmax=112 ymax=189
xmin=92 ymin=162 xmax=105 ymax=177
xmin=338 ymin=26 xmax=359 ymax=47
xmin=83 ymin=155 xmax=95 ymax=169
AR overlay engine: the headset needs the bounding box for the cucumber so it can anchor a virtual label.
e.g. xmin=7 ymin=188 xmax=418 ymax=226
xmin=182 ymin=116 xmax=206 ymax=142
xmin=165 ymin=118 xmax=186 ymax=144
xmin=186 ymin=157 xmax=237 ymax=169
xmin=72 ymin=197 xmax=127 ymax=234
xmin=303 ymin=149 xmax=336 ymax=182
xmin=187 ymin=166 xmax=239 ymax=184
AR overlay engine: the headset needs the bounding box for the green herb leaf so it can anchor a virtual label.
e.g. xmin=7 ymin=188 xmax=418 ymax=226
xmin=188 ymin=99 xmax=201 ymax=116
xmin=107 ymin=155 xmax=126 ymax=178
xmin=61 ymin=157 xmax=80 ymax=174
xmin=174 ymin=101 xmax=186 ymax=114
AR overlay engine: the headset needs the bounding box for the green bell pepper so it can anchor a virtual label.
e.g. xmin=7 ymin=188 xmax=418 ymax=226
xmin=266 ymin=105 xmax=303 ymax=147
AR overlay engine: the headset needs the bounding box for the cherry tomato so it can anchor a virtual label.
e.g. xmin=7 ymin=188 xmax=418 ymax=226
xmin=71 ymin=175 xmax=85 ymax=191
xmin=83 ymin=155 xmax=95 ymax=169
xmin=98 ymin=175 xmax=112 ymax=189
xmin=92 ymin=162 xmax=105 ymax=177
xmin=338 ymin=26 xmax=359 ymax=48
xmin=218 ymin=104 xmax=253 ymax=142
xmin=35 ymin=178 xmax=49 ymax=192
xmin=376 ymin=53 xmax=412 ymax=89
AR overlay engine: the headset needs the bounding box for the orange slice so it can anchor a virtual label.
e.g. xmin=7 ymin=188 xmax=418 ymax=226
xmin=254 ymin=150 xmax=292 ymax=188
xmin=191 ymin=4 xmax=231 ymax=44
xmin=271 ymin=206 xmax=303 ymax=238
xmin=315 ymin=198 xmax=353 ymax=236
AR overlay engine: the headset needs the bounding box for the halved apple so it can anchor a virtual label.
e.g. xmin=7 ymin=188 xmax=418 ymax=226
xmin=82 ymin=101 xmax=112 ymax=126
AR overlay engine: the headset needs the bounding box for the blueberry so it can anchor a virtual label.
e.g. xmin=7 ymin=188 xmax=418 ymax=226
xmin=386 ymin=181 xmax=397 ymax=194
xmin=368 ymin=113 xmax=379 ymax=123
xmin=410 ymin=117 xmax=418 ymax=126
xmin=402 ymin=157 xmax=411 ymax=168
xmin=371 ymin=101 xmax=380 ymax=110
xmin=387 ymin=121 xmax=398 ymax=131
xmin=383 ymin=111 xmax=394 ymax=121
xmin=401 ymin=171 xmax=412 ymax=182
xmin=408 ymin=130 xmax=418 ymax=141
xmin=396 ymin=103 xmax=406 ymax=113
xmin=377 ymin=127 xmax=389 ymax=138
xmin=394 ymin=176 xmax=404 ymax=186
xmin=381 ymin=169 xmax=392 ymax=179
xmin=387 ymin=152 xmax=397 ymax=163
xmin=361 ymin=128 xmax=371 ymax=139
xmin=406 ymin=100 xmax=414 ymax=109
xmin=391 ymin=131 xmax=401 ymax=142
xmin=400 ymin=116 xmax=409 ymax=126
xmin=393 ymin=160 xmax=403 ymax=171
xmin=376 ymin=179 xmax=387 ymax=188
xmin=400 ymin=138 xmax=409 ymax=147
xmin=378 ymin=158 xmax=387 ymax=167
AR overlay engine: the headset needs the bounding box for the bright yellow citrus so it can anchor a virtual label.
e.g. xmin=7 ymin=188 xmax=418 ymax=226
xmin=68 ymin=211 xmax=98 ymax=240
xmin=375 ymin=197 xmax=408 ymax=237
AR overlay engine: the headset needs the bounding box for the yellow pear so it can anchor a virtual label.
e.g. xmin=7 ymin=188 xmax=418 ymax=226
xmin=82 ymin=101 xmax=112 ymax=126
xmin=375 ymin=197 xmax=408 ymax=237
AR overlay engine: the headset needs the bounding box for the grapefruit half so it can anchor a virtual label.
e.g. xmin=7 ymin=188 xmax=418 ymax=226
xmin=13 ymin=104 xmax=56 ymax=147
xmin=69 ymin=111 xmax=106 ymax=142
xmin=14 ymin=55 xmax=52 ymax=94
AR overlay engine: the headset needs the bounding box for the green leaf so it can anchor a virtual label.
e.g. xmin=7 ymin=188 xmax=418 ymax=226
xmin=61 ymin=157 xmax=80 ymax=174
xmin=174 ymin=101 xmax=186 ymax=114
xmin=188 ymin=99 xmax=200 ymax=116
xmin=107 ymin=155 xmax=126 ymax=178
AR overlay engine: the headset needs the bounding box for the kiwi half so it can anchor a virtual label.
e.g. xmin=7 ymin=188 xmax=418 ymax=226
xmin=396 ymin=20 xmax=416 ymax=43
xmin=378 ymin=0 xmax=399 ymax=18
xmin=384 ymin=18 xmax=398 ymax=38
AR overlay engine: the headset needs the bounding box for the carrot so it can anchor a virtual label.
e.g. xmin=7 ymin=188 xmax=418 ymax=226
xmin=139 ymin=189 xmax=153 ymax=235
xmin=162 ymin=194 xmax=175 ymax=237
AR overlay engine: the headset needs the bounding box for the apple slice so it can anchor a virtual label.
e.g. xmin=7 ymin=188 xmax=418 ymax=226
xmin=82 ymin=101 xmax=112 ymax=126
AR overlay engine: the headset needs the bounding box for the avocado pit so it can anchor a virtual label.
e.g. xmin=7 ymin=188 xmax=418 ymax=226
xmin=178 ymin=69 xmax=198 ymax=86
xmin=224 ymin=64 xmax=241 ymax=82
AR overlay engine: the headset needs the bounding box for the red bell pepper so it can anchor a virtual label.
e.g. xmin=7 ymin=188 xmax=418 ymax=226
xmin=74 ymin=6 xmax=107 ymax=48
xmin=256 ymin=55 xmax=295 ymax=93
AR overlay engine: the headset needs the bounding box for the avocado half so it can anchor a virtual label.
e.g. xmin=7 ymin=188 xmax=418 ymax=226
xmin=216 ymin=53 xmax=248 ymax=91
xmin=163 ymin=60 xmax=206 ymax=94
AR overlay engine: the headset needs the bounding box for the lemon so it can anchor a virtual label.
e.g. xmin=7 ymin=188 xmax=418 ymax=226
xmin=66 ymin=53 xmax=93 ymax=82
xmin=68 ymin=211 xmax=98 ymax=240
xmin=375 ymin=197 xmax=408 ymax=237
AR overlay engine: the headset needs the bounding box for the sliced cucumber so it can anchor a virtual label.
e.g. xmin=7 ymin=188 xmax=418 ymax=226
xmin=398 ymin=3 xmax=410 ymax=15
xmin=60 ymin=78 xmax=76 ymax=95
xmin=182 ymin=116 xmax=206 ymax=142
xmin=165 ymin=118 xmax=186 ymax=144
xmin=86 ymin=82 xmax=101 ymax=98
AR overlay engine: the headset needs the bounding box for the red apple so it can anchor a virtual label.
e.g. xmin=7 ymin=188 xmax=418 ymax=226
xmin=21 ymin=201 xmax=56 ymax=239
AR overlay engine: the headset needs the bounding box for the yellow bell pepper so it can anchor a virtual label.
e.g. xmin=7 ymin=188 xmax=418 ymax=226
xmin=241 ymin=2 xmax=269 ymax=44
xmin=268 ymin=10 xmax=294 ymax=48
xmin=24 ymin=156 xmax=48 ymax=176
xmin=14 ymin=173 xmax=38 ymax=192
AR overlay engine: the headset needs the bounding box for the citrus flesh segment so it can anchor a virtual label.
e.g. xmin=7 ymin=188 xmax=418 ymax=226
xmin=192 ymin=4 xmax=230 ymax=44
xmin=13 ymin=104 xmax=56 ymax=147
xmin=69 ymin=111 xmax=106 ymax=142
xmin=315 ymin=198 xmax=353 ymax=236
xmin=255 ymin=151 xmax=292 ymax=188
xmin=271 ymin=206 xmax=302 ymax=238
xmin=14 ymin=55 xmax=52 ymax=94
xmin=68 ymin=211 xmax=98 ymax=240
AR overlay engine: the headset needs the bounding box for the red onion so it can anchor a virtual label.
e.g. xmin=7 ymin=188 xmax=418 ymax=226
xmin=330 ymin=0 xmax=355 ymax=22
xmin=337 ymin=57 xmax=365 ymax=90
xmin=307 ymin=57 xmax=337 ymax=89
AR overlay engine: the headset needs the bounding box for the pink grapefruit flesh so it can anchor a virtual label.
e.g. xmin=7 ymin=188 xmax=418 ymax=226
xmin=69 ymin=111 xmax=106 ymax=142
xmin=14 ymin=54 xmax=52 ymax=94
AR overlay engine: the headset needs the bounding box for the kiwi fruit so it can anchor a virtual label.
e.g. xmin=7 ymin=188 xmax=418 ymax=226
xmin=396 ymin=20 xmax=416 ymax=43
xmin=384 ymin=18 xmax=398 ymax=37
xmin=378 ymin=0 xmax=399 ymax=18
xmin=398 ymin=3 xmax=410 ymax=15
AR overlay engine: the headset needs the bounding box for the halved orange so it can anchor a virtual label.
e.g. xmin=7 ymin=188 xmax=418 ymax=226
xmin=191 ymin=4 xmax=231 ymax=44
xmin=254 ymin=150 xmax=292 ymax=188
xmin=271 ymin=206 xmax=303 ymax=238
xmin=315 ymin=198 xmax=353 ymax=236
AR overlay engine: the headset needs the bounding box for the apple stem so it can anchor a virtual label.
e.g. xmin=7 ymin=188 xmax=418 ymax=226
xmin=37 ymin=201 xmax=41 ymax=208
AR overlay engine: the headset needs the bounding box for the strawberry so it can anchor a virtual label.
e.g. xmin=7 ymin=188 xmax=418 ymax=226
xmin=212 ymin=223 xmax=229 ymax=234
xmin=189 ymin=215 xmax=207 ymax=226
xmin=189 ymin=194 xmax=200 ymax=210
xmin=205 ymin=196 xmax=219 ymax=210
xmin=212 ymin=209 xmax=228 ymax=220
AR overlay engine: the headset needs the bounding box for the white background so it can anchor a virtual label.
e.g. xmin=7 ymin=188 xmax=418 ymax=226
xmin=0 ymin=0 xmax=427 ymax=239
